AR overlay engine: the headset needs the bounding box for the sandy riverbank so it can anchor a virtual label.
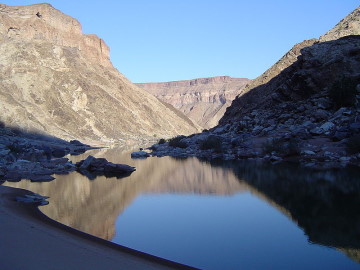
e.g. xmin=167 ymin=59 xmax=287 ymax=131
xmin=0 ymin=185 xmax=197 ymax=270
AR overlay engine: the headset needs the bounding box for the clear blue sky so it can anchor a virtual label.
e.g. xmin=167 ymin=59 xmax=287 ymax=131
xmin=2 ymin=1 xmax=359 ymax=82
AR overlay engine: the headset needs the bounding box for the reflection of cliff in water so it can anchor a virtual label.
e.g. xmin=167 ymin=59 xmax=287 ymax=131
xmin=7 ymin=148 xmax=360 ymax=264
xmin=6 ymin=147 xmax=246 ymax=240
xmin=214 ymin=160 xmax=360 ymax=263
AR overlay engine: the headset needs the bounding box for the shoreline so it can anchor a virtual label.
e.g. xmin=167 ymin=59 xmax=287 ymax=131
xmin=0 ymin=185 xmax=198 ymax=270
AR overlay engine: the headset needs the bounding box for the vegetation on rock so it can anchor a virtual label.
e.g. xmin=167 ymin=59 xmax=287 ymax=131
xmin=199 ymin=135 xmax=222 ymax=152
xmin=168 ymin=136 xmax=188 ymax=148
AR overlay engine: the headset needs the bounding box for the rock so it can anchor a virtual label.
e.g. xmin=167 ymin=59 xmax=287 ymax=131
xmin=313 ymin=109 xmax=329 ymax=121
xmin=78 ymin=155 xmax=96 ymax=170
xmin=316 ymin=98 xmax=331 ymax=109
xmin=339 ymin=156 xmax=351 ymax=161
xmin=302 ymin=150 xmax=316 ymax=155
xmin=0 ymin=167 xmax=7 ymax=177
xmin=76 ymin=155 xmax=135 ymax=179
xmin=332 ymin=131 xmax=350 ymax=141
xmin=52 ymin=148 xmax=68 ymax=158
xmin=252 ymin=126 xmax=264 ymax=135
xmin=320 ymin=122 xmax=335 ymax=132
xmin=104 ymin=163 xmax=136 ymax=174
xmin=270 ymin=155 xmax=282 ymax=162
xmin=29 ymin=175 xmax=55 ymax=182
xmin=70 ymin=140 xmax=84 ymax=146
xmin=302 ymin=120 xmax=313 ymax=127
xmin=291 ymin=127 xmax=311 ymax=140
xmin=131 ymin=151 xmax=150 ymax=159
xmin=350 ymin=122 xmax=360 ymax=132
xmin=310 ymin=127 xmax=323 ymax=135
xmin=0 ymin=149 xmax=10 ymax=156
xmin=231 ymin=134 xmax=252 ymax=147
xmin=16 ymin=193 xmax=49 ymax=205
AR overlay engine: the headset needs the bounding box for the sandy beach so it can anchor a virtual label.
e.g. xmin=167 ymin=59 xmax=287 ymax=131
xmin=0 ymin=185 xmax=197 ymax=270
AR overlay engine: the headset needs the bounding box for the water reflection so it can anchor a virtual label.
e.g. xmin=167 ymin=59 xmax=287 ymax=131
xmin=222 ymin=161 xmax=360 ymax=263
xmin=5 ymin=147 xmax=360 ymax=267
xmin=6 ymin=146 xmax=246 ymax=240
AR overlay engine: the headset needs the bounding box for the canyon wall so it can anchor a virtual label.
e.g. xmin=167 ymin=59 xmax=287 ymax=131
xmin=0 ymin=4 xmax=199 ymax=143
xmin=137 ymin=76 xmax=250 ymax=129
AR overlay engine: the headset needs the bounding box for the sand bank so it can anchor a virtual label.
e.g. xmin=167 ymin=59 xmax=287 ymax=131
xmin=0 ymin=186 xmax=197 ymax=270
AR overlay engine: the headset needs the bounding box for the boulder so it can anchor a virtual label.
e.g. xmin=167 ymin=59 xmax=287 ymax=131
xmin=76 ymin=155 xmax=135 ymax=179
xmin=320 ymin=122 xmax=335 ymax=132
xmin=131 ymin=151 xmax=150 ymax=159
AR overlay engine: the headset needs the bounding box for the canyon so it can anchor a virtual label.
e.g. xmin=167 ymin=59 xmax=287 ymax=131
xmin=150 ymin=7 xmax=360 ymax=168
xmin=137 ymin=76 xmax=250 ymax=129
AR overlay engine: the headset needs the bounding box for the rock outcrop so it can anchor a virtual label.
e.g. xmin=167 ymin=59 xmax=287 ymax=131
xmin=137 ymin=76 xmax=250 ymax=129
xmin=0 ymin=4 xmax=199 ymax=143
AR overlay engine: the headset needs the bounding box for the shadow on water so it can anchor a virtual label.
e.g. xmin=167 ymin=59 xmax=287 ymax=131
xmin=209 ymin=159 xmax=360 ymax=263
xmin=5 ymin=145 xmax=360 ymax=265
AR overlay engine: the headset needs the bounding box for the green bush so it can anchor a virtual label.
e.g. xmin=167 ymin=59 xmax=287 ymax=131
xmin=199 ymin=135 xmax=222 ymax=152
xmin=168 ymin=135 xmax=188 ymax=148
xmin=158 ymin=138 xmax=166 ymax=144
xmin=329 ymin=77 xmax=357 ymax=109
xmin=346 ymin=135 xmax=360 ymax=155
xmin=262 ymin=137 xmax=300 ymax=157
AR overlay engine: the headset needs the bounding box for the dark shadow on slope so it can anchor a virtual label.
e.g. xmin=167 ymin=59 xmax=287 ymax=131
xmin=220 ymin=35 xmax=360 ymax=124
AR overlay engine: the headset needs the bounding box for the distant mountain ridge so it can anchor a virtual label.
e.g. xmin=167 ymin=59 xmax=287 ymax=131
xmin=137 ymin=76 xmax=250 ymax=129
xmin=0 ymin=3 xmax=199 ymax=143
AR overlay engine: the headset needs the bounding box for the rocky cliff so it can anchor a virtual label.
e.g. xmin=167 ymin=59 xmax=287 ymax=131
xmin=137 ymin=76 xmax=250 ymax=129
xmin=0 ymin=4 xmax=199 ymax=143
xmin=221 ymin=7 xmax=360 ymax=124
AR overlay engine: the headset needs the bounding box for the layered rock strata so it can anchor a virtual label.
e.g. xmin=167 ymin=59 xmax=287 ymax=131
xmin=0 ymin=4 xmax=199 ymax=143
xmin=137 ymin=76 xmax=250 ymax=129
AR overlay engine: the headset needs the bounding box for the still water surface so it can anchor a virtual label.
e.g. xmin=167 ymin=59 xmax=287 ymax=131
xmin=5 ymin=146 xmax=360 ymax=269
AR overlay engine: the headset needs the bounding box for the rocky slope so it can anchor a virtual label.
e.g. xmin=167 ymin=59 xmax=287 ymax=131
xmin=0 ymin=3 xmax=199 ymax=143
xmin=137 ymin=76 xmax=250 ymax=129
xmin=150 ymin=7 xmax=360 ymax=168
xmin=221 ymin=7 xmax=360 ymax=123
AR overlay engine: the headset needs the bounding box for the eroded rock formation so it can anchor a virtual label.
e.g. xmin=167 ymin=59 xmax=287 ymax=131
xmin=137 ymin=76 xmax=250 ymax=129
xmin=0 ymin=4 xmax=199 ymax=143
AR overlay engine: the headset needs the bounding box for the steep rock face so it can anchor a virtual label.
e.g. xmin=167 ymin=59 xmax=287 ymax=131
xmin=0 ymin=3 xmax=110 ymax=67
xmin=137 ymin=76 xmax=250 ymax=129
xmin=221 ymin=7 xmax=360 ymax=124
xmin=0 ymin=4 xmax=199 ymax=143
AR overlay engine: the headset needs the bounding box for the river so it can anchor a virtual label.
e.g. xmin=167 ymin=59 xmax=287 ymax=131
xmin=5 ymin=146 xmax=360 ymax=269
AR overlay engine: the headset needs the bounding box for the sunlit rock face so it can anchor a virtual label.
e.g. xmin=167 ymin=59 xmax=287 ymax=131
xmin=137 ymin=76 xmax=250 ymax=129
xmin=0 ymin=4 xmax=199 ymax=143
